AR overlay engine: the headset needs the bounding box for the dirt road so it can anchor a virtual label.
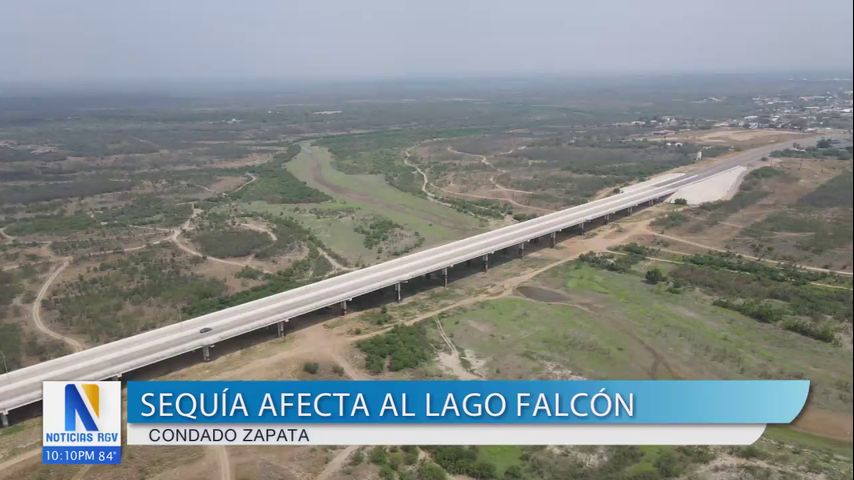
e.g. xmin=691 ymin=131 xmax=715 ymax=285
xmin=31 ymin=258 xmax=85 ymax=352
xmin=314 ymin=446 xmax=359 ymax=480
xmin=652 ymin=231 xmax=853 ymax=277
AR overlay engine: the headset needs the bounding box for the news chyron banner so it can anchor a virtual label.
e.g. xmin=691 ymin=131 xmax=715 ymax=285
xmin=111 ymin=380 xmax=810 ymax=447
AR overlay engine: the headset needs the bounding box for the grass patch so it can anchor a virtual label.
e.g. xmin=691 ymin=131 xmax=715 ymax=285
xmin=764 ymin=426 xmax=853 ymax=459
xmin=193 ymin=230 xmax=272 ymax=258
xmin=0 ymin=176 xmax=132 ymax=204
xmin=7 ymin=213 xmax=95 ymax=236
xmin=287 ymin=142 xmax=482 ymax=246
xmin=799 ymin=171 xmax=853 ymax=208
xmin=477 ymin=445 xmax=523 ymax=477
xmin=514 ymin=264 xmax=851 ymax=413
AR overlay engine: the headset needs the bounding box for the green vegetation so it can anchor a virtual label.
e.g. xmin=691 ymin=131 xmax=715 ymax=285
xmin=236 ymin=266 xmax=263 ymax=279
xmin=183 ymin=243 xmax=333 ymax=317
xmin=0 ymin=322 xmax=22 ymax=369
xmin=712 ymin=298 xmax=785 ymax=323
xmin=363 ymin=446 xmax=427 ymax=479
xmin=578 ymin=251 xmax=644 ymax=273
xmin=317 ymin=129 xmax=481 ymax=194
xmin=355 ymin=217 xmax=404 ymax=249
xmin=799 ymin=171 xmax=853 ymax=208
xmin=476 ymin=446 xmax=524 ymax=478
xmin=51 ymin=246 xmax=227 ymax=341
xmin=352 ymin=215 xmax=425 ymax=255
xmin=501 ymin=141 xmax=707 ymax=203
xmin=669 ymin=256 xmax=850 ymax=342
xmin=6 ymin=213 xmax=95 ymax=236
xmin=683 ymin=251 xmax=830 ymax=283
xmin=0 ymin=269 xmax=23 ymax=306
xmin=424 ymin=446 xmax=496 ymax=479
xmin=287 ymin=143 xmax=482 ymax=246
xmin=511 ymin=142 xmax=699 ymax=178
xmin=644 ymin=267 xmax=665 ymax=284
xmin=446 ymin=197 xmax=511 ymax=219
xmin=0 ymin=177 xmax=132 ymax=204
xmin=191 ymin=212 xmax=318 ymax=260
xmin=97 ymin=196 xmax=192 ymax=227
xmin=416 ymin=445 xmax=718 ymax=480
xmin=193 ymin=230 xmax=271 ymax=258
xmin=0 ymin=321 xmax=71 ymax=370
xmin=650 ymin=211 xmax=688 ymax=230
xmin=442 ymin=263 xmax=851 ymax=413
xmin=302 ymin=361 xmax=319 ymax=375
xmin=233 ymin=145 xmax=331 ymax=204
xmin=357 ymin=324 xmax=436 ymax=374
xmin=771 ymin=145 xmax=852 ymax=160
xmin=615 ymin=242 xmax=657 ymax=257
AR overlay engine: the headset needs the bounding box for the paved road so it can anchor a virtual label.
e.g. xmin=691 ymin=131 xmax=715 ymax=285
xmin=0 ymin=136 xmax=820 ymax=414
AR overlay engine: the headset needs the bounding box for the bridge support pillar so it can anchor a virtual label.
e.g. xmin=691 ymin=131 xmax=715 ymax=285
xmin=442 ymin=267 xmax=448 ymax=287
xmin=482 ymin=254 xmax=489 ymax=272
xmin=628 ymin=205 xmax=633 ymax=214
xmin=604 ymin=214 xmax=610 ymax=224
xmin=1 ymin=411 xmax=9 ymax=428
xmin=550 ymin=232 xmax=557 ymax=248
xmin=649 ymin=199 xmax=654 ymax=206
xmin=340 ymin=300 xmax=348 ymax=316
xmin=517 ymin=243 xmax=525 ymax=258
xmin=202 ymin=345 xmax=212 ymax=362
xmin=277 ymin=321 xmax=286 ymax=337
xmin=579 ymin=222 xmax=585 ymax=234
xmin=395 ymin=282 xmax=402 ymax=302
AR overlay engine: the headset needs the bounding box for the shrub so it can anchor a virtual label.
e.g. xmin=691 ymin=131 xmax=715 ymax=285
xmin=417 ymin=461 xmax=448 ymax=480
xmin=302 ymin=361 xmax=320 ymax=375
xmin=780 ymin=318 xmax=836 ymax=343
xmin=651 ymin=211 xmax=688 ymax=229
xmin=713 ymin=298 xmax=785 ymax=323
xmin=357 ymin=324 xmax=434 ymax=374
xmin=645 ymin=268 xmax=665 ymax=285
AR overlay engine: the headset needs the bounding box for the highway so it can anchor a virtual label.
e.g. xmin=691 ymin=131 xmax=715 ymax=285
xmin=0 ymin=136 xmax=817 ymax=416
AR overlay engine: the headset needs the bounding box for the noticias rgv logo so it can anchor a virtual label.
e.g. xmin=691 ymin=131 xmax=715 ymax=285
xmin=65 ymin=383 xmax=101 ymax=432
xmin=43 ymin=381 xmax=122 ymax=465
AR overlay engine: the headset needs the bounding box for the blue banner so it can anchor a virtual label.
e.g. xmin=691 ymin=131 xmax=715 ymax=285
xmin=126 ymin=380 xmax=808 ymax=424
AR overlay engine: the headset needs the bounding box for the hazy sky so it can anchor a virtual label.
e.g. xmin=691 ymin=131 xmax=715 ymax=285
xmin=1 ymin=0 xmax=852 ymax=83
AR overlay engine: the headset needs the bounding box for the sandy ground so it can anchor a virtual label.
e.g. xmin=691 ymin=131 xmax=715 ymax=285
xmin=650 ymin=128 xmax=809 ymax=149
xmin=669 ymin=166 xmax=747 ymax=205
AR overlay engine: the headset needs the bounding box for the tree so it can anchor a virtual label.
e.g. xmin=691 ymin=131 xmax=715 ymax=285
xmin=503 ymin=465 xmax=525 ymax=479
xmin=417 ymin=461 xmax=448 ymax=480
xmin=469 ymin=462 xmax=497 ymax=479
xmin=645 ymin=268 xmax=665 ymax=285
